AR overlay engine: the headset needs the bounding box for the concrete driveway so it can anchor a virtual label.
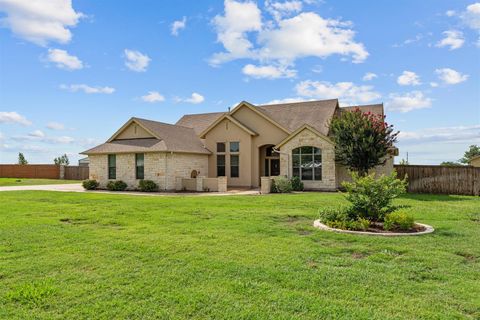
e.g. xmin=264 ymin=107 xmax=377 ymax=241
xmin=0 ymin=183 xmax=84 ymax=192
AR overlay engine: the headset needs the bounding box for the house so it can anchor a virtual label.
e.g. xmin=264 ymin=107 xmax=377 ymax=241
xmin=469 ymin=155 xmax=480 ymax=167
xmin=81 ymin=99 xmax=395 ymax=191
xmin=78 ymin=157 xmax=89 ymax=167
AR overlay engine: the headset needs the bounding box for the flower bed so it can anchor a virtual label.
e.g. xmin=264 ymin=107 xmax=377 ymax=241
xmin=313 ymin=220 xmax=434 ymax=236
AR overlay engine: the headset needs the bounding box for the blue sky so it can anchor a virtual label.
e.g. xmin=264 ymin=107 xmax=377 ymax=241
xmin=0 ymin=0 xmax=479 ymax=165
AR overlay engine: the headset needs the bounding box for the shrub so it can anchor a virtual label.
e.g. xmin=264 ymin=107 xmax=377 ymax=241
xmin=319 ymin=207 xmax=349 ymax=224
xmin=82 ymin=179 xmax=99 ymax=190
xmin=107 ymin=180 xmax=127 ymax=191
xmin=342 ymin=171 xmax=407 ymax=222
xmin=384 ymin=211 xmax=415 ymax=231
xmin=273 ymin=176 xmax=292 ymax=193
xmin=319 ymin=208 xmax=370 ymax=231
xmin=290 ymin=176 xmax=304 ymax=191
xmin=138 ymin=180 xmax=158 ymax=192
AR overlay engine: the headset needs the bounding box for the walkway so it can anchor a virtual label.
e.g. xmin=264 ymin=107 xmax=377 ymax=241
xmin=0 ymin=183 xmax=261 ymax=196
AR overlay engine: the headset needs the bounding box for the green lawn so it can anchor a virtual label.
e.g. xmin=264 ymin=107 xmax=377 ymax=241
xmin=0 ymin=192 xmax=478 ymax=319
xmin=0 ymin=178 xmax=81 ymax=187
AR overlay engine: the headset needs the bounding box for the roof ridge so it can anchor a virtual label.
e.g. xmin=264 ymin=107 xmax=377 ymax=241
xmin=258 ymin=98 xmax=339 ymax=107
xmin=133 ymin=117 xmax=195 ymax=131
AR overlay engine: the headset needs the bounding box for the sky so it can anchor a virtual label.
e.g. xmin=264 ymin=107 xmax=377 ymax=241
xmin=0 ymin=0 xmax=479 ymax=165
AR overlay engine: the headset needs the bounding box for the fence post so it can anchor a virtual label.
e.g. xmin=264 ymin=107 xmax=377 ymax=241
xmin=59 ymin=165 xmax=65 ymax=180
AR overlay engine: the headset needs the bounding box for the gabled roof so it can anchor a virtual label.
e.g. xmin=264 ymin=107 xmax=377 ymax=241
xmin=198 ymin=114 xmax=258 ymax=139
xmin=176 ymin=112 xmax=225 ymax=135
xmin=82 ymin=117 xmax=210 ymax=155
xmin=256 ymin=99 xmax=339 ymax=136
xmin=275 ymin=124 xmax=334 ymax=149
xmin=230 ymin=101 xmax=291 ymax=134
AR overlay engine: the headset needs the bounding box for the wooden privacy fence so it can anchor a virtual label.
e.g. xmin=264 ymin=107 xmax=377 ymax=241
xmin=0 ymin=164 xmax=89 ymax=180
xmin=0 ymin=164 xmax=60 ymax=179
xmin=395 ymin=165 xmax=480 ymax=196
xmin=64 ymin=166 xmax=89 ymax=180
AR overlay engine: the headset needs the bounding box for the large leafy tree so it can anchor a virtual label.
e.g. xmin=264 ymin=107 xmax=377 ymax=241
xmin=459 ymin=145 xmax=480 ymax=164
xmin=330 ymin=108 xmax=398 ymax=176
xmin=18 ymin=152 xmax=28 ymax=165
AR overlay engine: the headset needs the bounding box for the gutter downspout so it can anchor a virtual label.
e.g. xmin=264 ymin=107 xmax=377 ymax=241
xmin=272 ymin=147 xmax=290 ymax=178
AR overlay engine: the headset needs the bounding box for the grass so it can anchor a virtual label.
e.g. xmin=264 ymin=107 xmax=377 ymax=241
xmin=0 ymin=191 xmax=478 ymax=319
xmin=0 ymin=178 xmax=81 ymax=187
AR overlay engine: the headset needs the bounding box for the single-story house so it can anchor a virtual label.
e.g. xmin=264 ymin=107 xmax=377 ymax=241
xmin=81 ymin=99 xmax=395 ymax=191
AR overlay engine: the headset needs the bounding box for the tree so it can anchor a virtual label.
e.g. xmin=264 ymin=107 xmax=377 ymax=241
xmin=330 ymin=108 xmax=398 ymax=176
xmin=18 ymin=153 xmax=28 ymax=165
xmin=399 ymin=158 xmax=409 ymax=165
xmin=459 ymin=145 xmax=480 ymax=164
xmin=53 ymin=154 xmax=70 ymax=165
xmin=440 ymin=161 xmax=461 ymax=166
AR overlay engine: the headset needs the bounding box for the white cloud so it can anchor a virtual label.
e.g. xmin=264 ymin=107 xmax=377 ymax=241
xmin=263 ymin=97 xmax=310 ymax=105
xmin=362 ymin=72 xmax=377 ymax=81
xmin=446 ymin=10 xmax=456 ymax=17
xmin=141 ymin=91 xmax=165 ymax=103
xmin=397 ymin=71 xmax=421 ymax=86
xmin=436 ymin=30 xmax=464 ymax=50
xmin=295 ymin=80 xmax=381 ymax=105
xmin=124 ymin=49 xmax=151 ymax=72
xmin=430 ymin=82 xmax=439 ymax=87
xmin=242 ymin=63 xmax=296 ymax=79
xmin=0 ymin=111 xmax=32 ymax=125
xmin=46 ymin=122 xmax=65 ymax=130
xmin=47 ymin=48 xmax=83 ymax=70
xmin=435 ymin=68 xmax=468 ymax=85
xmin=386 ymin=91 xmax=432 ymax=113
xmin=177 ymin=92 xmax=205 ymax=104
xmin=60 ymin=84 xmax=115 ymax=94
xmin=257 ymin=12 xmax=368 ymax=64
xmin=0 ymin=0 xmax=84 ymax=46
xmin=171 ymin=16 xmax=187 ymax=36
xmin=210 ymin=0 xmax=262 ymax=64
xmin=460 ymin=2 xmax=480 ymax=31
xmin=210 ymin=0 xmax=368 ymax=70
xmin=28 ymin=130 xmax=45 ymax=138
xmin=398 ymin=124 xmax=480 ymax=143
xmin=265 ymin=0 xmax=303 ymax=21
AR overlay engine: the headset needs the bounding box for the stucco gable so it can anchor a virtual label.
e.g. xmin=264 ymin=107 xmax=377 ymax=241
xmin=108 ymin=118 xmax=159 ymax=142
xmin=199 ymin=114 xmax=258 ymax=139
xmin=230 ymin=101 xmax=291 ymax=134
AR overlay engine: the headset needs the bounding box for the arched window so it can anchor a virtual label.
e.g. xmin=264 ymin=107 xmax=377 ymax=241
xmin=292 ymin=146 xmax=322 ymax=181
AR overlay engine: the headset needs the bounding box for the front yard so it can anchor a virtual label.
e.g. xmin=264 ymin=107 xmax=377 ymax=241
xmin=0 ymin=178 xmax=81 ymax=187
xmin=0 ymin=191 xmax=478 ymax=319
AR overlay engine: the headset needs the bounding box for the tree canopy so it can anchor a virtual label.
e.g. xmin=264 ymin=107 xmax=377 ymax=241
xmin=18 ymin=153 xmax=28 ymax=165
xmin=330 ymin=108 xmax=398 ymax=176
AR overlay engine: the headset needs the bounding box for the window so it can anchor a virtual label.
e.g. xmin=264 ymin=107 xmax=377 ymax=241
xmin=230 ymin=141 xmax=240 ymax=153
xmin=217 ymin=142 xmax=225 ymax=153
xmin=135 ymin=153 xmax=144 ymax=179
xmin=217 ymin=155 xmax=225 ymax=176
xmin=292 ymin=147 xmax=322 ymax=181
xmin=108 ymin=154 xmax=116 ymax=179
xmin=230 ymin=155 xmax=239 ymax=177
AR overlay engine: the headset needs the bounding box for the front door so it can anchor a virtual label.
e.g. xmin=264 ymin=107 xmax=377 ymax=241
xmin=271 ymin=159 xmax=280 ymax=176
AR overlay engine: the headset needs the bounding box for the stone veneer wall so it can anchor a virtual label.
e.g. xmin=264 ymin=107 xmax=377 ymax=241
xmin=279 ymin=129 xmax=336 ymax=190
xmin=89 ymin=152 xmax=208 ymax=190
xmin=335 ymin=156 xmax=395 ymax=188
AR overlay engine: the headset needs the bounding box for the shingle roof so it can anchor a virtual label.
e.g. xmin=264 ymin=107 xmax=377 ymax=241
xmin=256 ymin=99 xmax=339 ymax=135
xmin=176 ymin=112 xmax=225 ymax=135
xmin=342 ymin=104 xmax=384 ymax=116
xmin=82 ymin=118 xmax=211 ymax=155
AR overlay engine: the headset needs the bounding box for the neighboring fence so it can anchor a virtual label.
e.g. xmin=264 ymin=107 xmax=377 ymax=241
xmin=0 ymin=164 xmax=60 ymax=179
xmin=65 ymin=166 xmax=89 ymax=180
xmin=0 ymin=164 xmax=89 ymax=180
xmin=395 ymin=165 xmax=480 ymax=196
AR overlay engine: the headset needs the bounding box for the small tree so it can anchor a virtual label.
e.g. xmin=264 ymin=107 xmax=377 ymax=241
xmin=330 ymin=108 xmax=398 ymax=176
xmin=440 ymin=161 xmax=461 ymax=166
xmin=399 ymin=158 xmax=409 ymax=165
xmin=18 ymin=152 xmax=28 ymax=165
xmin=459 ymin=145 xmax=480 ymax=164
xmin=53 ymin=154 xmax=70 ymax=165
